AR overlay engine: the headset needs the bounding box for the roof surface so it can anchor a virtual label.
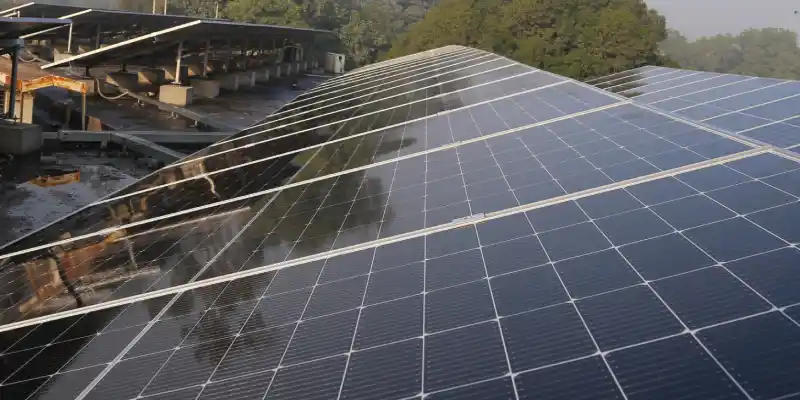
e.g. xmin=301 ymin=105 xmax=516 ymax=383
xmin=0 ymin=45 xmax=799 ymax=400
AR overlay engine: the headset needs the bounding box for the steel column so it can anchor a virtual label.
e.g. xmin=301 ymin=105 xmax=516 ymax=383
xmin=7 ymin=45 xmax=18 ymax=120
xmin=173 ymin=41 xmax=183 ymax=84
xmin=66 ymin=22 xmax=74 ymax=53
xmin=202 ymin=37 xmax=210 ymax=77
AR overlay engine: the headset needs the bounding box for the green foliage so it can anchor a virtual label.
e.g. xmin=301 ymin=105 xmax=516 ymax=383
xmin=386 ymin=0 xmax=673 ymax=80
xmin=169 ymin=0 xmax=220 ymax=17
xmin=660 ymin=28 xmax=800 ymax=80
xmin=225 ymin=0 xmax=308 ymax=26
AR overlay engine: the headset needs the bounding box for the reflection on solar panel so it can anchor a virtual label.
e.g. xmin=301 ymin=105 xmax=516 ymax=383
xmin=1 ymin=46 xmax=799 ymax=400
xmin=588 ymin=66 xmax=800 ymax=150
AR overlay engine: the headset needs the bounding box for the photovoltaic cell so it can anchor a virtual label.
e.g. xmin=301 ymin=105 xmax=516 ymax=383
xmin=1 ymin=46 xmax=799 ymax=400
xmin=590 ymin=66 xmax=800 ymax=149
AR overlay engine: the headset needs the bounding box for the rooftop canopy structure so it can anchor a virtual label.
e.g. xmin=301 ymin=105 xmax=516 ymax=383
xmin=0 ymin=16 xmax=70 ymax=40
xmin=0 ymin=45 xmax=798 ymax=400
xmin=0 ymin=17 xmax=71 ymax=119
xmin=40 ymin=19 xmax=331 ymax=70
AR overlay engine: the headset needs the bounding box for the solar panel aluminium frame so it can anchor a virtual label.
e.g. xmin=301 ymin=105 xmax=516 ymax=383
xmin=0 ymin=46 xmax=468 ymax=259
xmin=592 ymin=66 xmax=800 ymax=151
xmin=0 ymin=111 xmax=774 ymax=334
xmin=0 ymin=47 xmax=785 ymax=331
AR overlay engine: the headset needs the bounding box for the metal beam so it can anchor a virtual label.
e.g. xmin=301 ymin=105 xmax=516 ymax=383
xmin=51 ymin=130 xmax=233 ymax=144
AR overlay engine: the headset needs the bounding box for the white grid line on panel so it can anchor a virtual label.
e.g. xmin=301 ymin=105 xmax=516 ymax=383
xmin=159 ymin=68 xmax=547 ymax=172
xmin=584 ymin=65 xmax=659 ymax=84
xmin=612 ymin=70 xmax=707 ymax=94
xmin=68 ymin=77 xmax=408 ymax=399
xmin=0 ymin=85 xmax=610 ymax=265
xmin=266 ymin=51 xmax=480 ymax=120
xmin=0 ymin=145 xmax=773 ymax=335
xmin=480 ymin=101 xmax=629 ymax=400
xmin=306 ymin=47 xmax=469 ymax=93
xmin=621 ymin=73 xmax=730 ymax=98
xmin=0 ymin=74 xmax=329 ymax=259
xmin=525 ymin=100 xmax=755 ymax=398
xmin=670 ymin=81 xmax=792 ymax=113
xmin=598 ymin=68 xmax=685 ymax=91
xmin=699 ymin=92 xmax=800 ymax=123
xmin=309 ymin=47 xmax=472 ymax=94
xmin=250 ymin=54 xmax=505 ymax=131
xmin=274 ymin=51 xmax=492 ymax=120
xmin=92 ymin=80 xmax=572 ymax=206
xmin=590 ymin=67 xmax=677 ymax=89
xmin=274 ymin=51 xmax=492 ymax=117
xmin=737 ymin=115 xmax=800 ymax=135
xmin=204 ymin=67 xmax=540 ymax=152
xmin=647 ymin=76 xmax=760 ymax=106
xmin=308 ymin=47 xmax=461 ymax=92
xmin=633 ymin=75 xmax=753 ymax=104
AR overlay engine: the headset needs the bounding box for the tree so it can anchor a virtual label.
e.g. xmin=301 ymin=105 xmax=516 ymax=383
xmin=170 ymin=0 xmax=219 ymax=17
xmin=224 ymin=0 xmax=308 ymax=26
xmin=660 ymin=27 xmax=800 ymax=80
xmin=385 ymin=0 xmax=674 ymax=80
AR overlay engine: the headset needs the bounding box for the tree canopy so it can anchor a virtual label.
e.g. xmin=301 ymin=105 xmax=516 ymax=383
xmin=659 ymin=28 xmax=800 ymax=80
xmin=384 ymin=0 xmax=675 ymax=80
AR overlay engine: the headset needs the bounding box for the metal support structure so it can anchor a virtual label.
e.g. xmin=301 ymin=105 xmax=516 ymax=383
xmin=163 ymin=0 xmax=168 ymax=14
xmin=225 ymin=39 xmax=232 ymax=72
xmin=66 ymin=22 xmax=73 ymax=54
xmin=95 ymin=24 xmax=101 ymax=49
xmin=173 ymin=40 xmax=183 ymax=84
xmin=202 ymin=37 xmax=210 ymax=77
xmin=81 ymin=93 xmax=86 ymax=131
xmin=7 ymin=45 xmax=19 ymax=121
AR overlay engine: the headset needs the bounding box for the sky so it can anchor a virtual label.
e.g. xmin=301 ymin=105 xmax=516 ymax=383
xmin=647 ymin=0 xmax=800 ymax=38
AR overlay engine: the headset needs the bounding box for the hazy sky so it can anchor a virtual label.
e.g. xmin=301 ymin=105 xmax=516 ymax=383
xmin=647 ymin=0 xmax=800 ymax=38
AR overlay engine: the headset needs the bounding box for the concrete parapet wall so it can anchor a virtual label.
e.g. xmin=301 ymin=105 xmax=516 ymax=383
xmin=138 ymin=68 xmax=166 ymax=86
xmin=158 ymin=84 xmax=193 ymax=106
xmin=186 ymin=63 xmax=205 ymax=77
xmin=218 ymin=74 xmax=239 ymax=91
xmin=106 ymin=72 xmax=139 ymax=91
xmin=0 ymin=122 xmax=43 ymax=155
xmin=189 ymin=78 xmax=220 ymax=99
xmin=160 ymin=65 xmax=189 ymax=83
xmin=4 ymin=92 xmax=35 ymax=124
xmin=208 ymin=60 xmax=226 ymax=74
xmin=255 ymin=68 xmax=270 ymax=83
xmin=237 ymin=72 xmax=256 ymax=88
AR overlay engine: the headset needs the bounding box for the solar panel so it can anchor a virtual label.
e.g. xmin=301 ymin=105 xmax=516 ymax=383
xmin=589 ymin=66 xmax=800 ymax=150
xmin=1 ymin=46 xmax=799 ymax=400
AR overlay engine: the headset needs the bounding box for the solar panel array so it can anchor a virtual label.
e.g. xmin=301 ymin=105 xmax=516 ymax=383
xmin=588 ymin=66 xmax=800 ymax=150
xmin=0 ymin=46 xmax=799 ymax=400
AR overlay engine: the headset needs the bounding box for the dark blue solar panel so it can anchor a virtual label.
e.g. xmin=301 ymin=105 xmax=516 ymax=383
xmin=1 ymin=47 xmax=799 ymax=400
